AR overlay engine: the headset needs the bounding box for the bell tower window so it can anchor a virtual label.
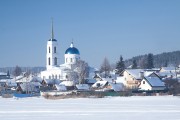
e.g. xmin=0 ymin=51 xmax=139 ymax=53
xmin=48 ymin=57 xmax=51 ymax=65
xmin=54 ymin=47 xmax=56 ymax=53
xmin=54 ymin=57 xmax=57 ymax=65
xmin=49 ymin=47 xmax=50 ymax=53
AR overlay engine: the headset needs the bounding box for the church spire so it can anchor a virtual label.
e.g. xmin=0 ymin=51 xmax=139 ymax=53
xmin=51 ymin=18 xmax=54 ymax=40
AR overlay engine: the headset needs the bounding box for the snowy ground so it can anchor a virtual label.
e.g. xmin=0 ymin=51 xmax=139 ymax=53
xmin=0 ymin=96 xmax=180 ymax=120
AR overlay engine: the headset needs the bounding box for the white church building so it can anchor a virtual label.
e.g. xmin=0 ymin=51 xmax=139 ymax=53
xmin=40 ymin=21 xmax=81 ymax=83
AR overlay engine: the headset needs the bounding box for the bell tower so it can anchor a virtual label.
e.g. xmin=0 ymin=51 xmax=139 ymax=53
xmin=46 ymin=19 xmax=59 ymax=70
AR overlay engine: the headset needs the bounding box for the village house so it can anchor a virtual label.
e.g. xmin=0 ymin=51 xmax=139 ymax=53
xmin=139 ymin=76 xmax=166 ymax=91
xmin=118 ymin=69 xmax=164 ymax=91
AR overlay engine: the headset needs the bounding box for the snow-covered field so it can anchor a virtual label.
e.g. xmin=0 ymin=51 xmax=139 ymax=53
xmin=0 ymin=96 xmax=180 ymax=120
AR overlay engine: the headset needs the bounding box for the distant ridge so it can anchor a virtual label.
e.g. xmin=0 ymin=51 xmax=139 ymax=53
xmin=0 ymin=67 xmax=45 ymax=75
xmin=125 ymin=51 xmax=180 ymax=68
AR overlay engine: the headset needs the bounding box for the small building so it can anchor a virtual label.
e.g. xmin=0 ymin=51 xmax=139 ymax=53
xmin=139 ymin=76 xmax=166 ymax=91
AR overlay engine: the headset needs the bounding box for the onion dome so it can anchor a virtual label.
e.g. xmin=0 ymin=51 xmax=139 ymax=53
xmin=65 ymin=42 xmax=80 ymax=55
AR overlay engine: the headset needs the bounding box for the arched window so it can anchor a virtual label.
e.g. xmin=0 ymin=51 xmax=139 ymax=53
xmin=54 ymin=57 xmax=57 ymax=65
xmin=71 ymin=58 xmax=73 ymax=62
xmin=59 ymin=75 xmax=61 ymax=79
xmin=54 ymin=47 xmax=56 ymax=53
xmin=66 ymin=58 xmax=68 ymax=63
xmin=49 ymin=76 xmax=51 ymax=79
xmin=49 ymin=47 xmax=50 ymax=53
xmin=48 ymin=57 xmax=51 ymax=65
xmin=52 ymin=74 xmax=54 ymax=79
xmin=55 ymin=75 xmax=57 ymax=79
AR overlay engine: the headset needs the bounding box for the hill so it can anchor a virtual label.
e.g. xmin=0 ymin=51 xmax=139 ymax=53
xmin=125 ymin=51 xmax=180 ymax=68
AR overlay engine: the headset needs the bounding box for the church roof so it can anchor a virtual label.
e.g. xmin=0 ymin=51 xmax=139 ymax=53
xmin=65 ymin=42 xmax=80 ymax=55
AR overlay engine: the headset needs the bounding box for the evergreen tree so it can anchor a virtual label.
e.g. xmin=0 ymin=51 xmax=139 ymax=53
xmin=132 ymin=59 xmax=137 ymax=69
xmin=116 ymin=55 xmax=125 ymax=74
xmin=147 ymin=53 xmax=154 ymax=69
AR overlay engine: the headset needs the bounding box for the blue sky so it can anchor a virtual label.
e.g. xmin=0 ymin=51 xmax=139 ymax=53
xmin=0 ymin=0 xmax=180 ymax=68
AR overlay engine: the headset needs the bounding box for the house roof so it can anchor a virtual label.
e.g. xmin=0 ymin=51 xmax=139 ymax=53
xmin=109 ymin=83 xmax=124 ymax=91
xmin=85 ymin=79 xmax=97 ymax=84
xmin=160 ymin=67 xmax=176 ymax=71
xmin=102 ymin=78 xmax=114 ymax=83
xmin=55 ymin=84 xmax=67 ymax=91
xmin=0 ymin=79 xmax=17 ymax=87
xmin=144 ymin=77 xmax=165 ymax=87
xmin=76 ymin=84 xmax=90 ymax=90
xmin=125 ymin=69 xmax=158 ymax=80
xmin=44 ymin=79 xmax=61 ymax=85
xmin=19 ymin=82 xmax=40 ymax=92
xmin=125 ymin=69 xmax=144 ymax=79
xmin=92 ymin=81 xmax=108 ymax=88
xmin=0 ymin=72 xmax=7 ymax=75
xmin=60 ymin=81 xmax=74 ymax=86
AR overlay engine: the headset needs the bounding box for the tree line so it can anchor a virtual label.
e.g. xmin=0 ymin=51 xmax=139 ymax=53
xmin=100 ymin=51 xmax=180 ymax=77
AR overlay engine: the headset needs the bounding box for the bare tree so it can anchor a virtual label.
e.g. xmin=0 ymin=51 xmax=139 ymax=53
xmin=75 ymin=60 xmax=89 ymax=84
xmin=66 ymin=70 xmax=78 ymax=84
xmin=13 ymin=65 xmax=22 ymax=77
xmin=100 ymin=57 xmax=111 ymax=78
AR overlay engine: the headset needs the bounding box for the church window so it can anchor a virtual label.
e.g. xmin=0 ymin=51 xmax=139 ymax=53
xmin=66 ymin=58 xmax=68 ymax=63
xmin=54 ymin=57 xmax=57 ymax=65
xmin=71 ymin=58 xmax=73 ymax=62
xmin=49 ymin=76 xmax=51 ymax=79
xmin=48 ymin=57 xmax=51 ymax=65
xmin=52 ymin=75 xmax=54 ymax=79
xmin=54 ymin=47 xmax=56 ymax=53
xmin=59 ymin=75 xmax=60 ymax=79
xmin=55 ymin=75 xmax=57 ymax=79
xmin=49 ymin=47 xmax=50 ymax=53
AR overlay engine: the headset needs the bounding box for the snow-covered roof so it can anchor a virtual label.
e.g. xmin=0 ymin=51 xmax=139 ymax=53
xmin=102 ymin=78 xmax=114 ymax=83
xmin=30 ymin=76 xmax=42 ymax=83
xmin=44 ymin=79 xmax=61 ymax=85
xmin=0 ymin=72 xmax=7 ymax=75
xmin=55 ymin=84 xmax=67 ymax=91
xmin=160 ymin=67 xmax=176 ymax=71
xmin=60 ymin=81 xmax=74 ymax=86
xmin=158 ymin=71 xmax=176 ymax=78
xmin=92 ymin=81 xmax=108 ymax=88
xmin=19 ymin=82 xmax=40 ymax=92
xmin=125 ymin=69 xmax=156 ymax=79
xmin=109 ymin=83 xmax=124 ymax=91
xmin=76 ymin=84 xmax=90 ymax=90
xmin=125 ymin=69 xmax=144 ymax=79
xmin=85 ymin=79 xmax=97 ymax=84
xmin=0 ymin=79 xmax=17 ymax=87
xmin=144 ymin=77 xmax=165 ymax=87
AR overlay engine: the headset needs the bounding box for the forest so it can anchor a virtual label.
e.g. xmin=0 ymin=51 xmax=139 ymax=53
xmin=125 ymin=51 xmax=180 ymax=68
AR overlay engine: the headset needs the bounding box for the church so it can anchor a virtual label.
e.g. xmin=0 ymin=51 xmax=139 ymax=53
xmin=40 ymin=21 xmax=81 ymax=84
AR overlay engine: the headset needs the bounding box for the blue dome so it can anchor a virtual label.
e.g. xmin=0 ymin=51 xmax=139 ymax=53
xmin=65 ymin=47 xmax=80 ymax=55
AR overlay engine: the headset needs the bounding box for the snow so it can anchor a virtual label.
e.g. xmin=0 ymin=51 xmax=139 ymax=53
xmin=0 ymin=96 xmax=180 ymax=120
